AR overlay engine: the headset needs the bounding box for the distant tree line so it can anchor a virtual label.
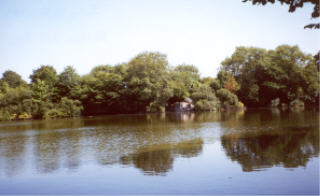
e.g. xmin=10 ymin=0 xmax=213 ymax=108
xmin=0 ymin=45 xmax=318 ymax=120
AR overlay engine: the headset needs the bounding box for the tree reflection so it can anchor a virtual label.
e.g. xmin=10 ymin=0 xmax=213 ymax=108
xmin=0 ymin=118 xmax=84 ymax=132
xmin=0 ymin=135 xmax=27 ymax=176
xmin=220 ymin=110 xmax=319 ymax=171
xmin=120 ymin=138 xmax=203 ymax=175
xmin=33 ymin=127 xmax=84 ymax=173
xmin=0 ymin=110 xmax=318 ymax=177
xmin=91 ymin=113 xmax=204 ymax=166
xmin=59 ymin=130 xmax=82 ymax=170
xmin=34 ymin=132 xmax=61 ymax=173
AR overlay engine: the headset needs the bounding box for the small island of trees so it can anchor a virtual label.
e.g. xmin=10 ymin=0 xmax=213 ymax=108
xmin=0 ymin=44 xmax=318 ymax=121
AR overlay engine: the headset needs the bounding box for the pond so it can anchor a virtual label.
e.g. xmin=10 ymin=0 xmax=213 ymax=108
xmin=0 ymin=109 xmax=318 ymax=194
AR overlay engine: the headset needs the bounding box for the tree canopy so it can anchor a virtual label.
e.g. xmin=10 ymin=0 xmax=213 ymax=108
xmin=0 ymin=46 xmax=318 ymax=121
xmin=221 ymin=45 xmax=319 ymax=107
xmin=1 ymin=70 xmax=26 ymax=88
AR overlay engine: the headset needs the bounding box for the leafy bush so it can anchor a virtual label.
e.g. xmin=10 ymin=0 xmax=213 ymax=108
xmin=191 ymin=84 xmax=216 ymax=102
xmin=216 ymin=89 xmax=238 ymax=106
xmin=0 ymin=110 xmax=11 ymax=121
xmin=58 ymin=97 xmax=83 ymax=117
xmin=43 ymin=97 xmax=83 ymax=119
xmin=195 ymin=99 xmax=220 ymax=111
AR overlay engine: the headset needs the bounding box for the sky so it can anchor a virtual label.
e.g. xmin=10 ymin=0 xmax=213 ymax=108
xmin=0 ymin=0 xmax=319 ymax=81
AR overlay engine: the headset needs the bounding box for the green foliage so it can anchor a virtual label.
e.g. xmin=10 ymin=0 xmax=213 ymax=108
xmin=169 ymin=64 xmax=201 ymax=103
xmin=0 ymin=86 xmax=33 ymax=120
xmin=221 ymin=45 xmax=319 ymax=108
xmin=56 ymin=66 xmax=80 ymax=99
xmin=44 ymin=97 xmax=83 ymax=119
xmin=194 ymin=99 xmax=220 ymax=112
xmin=79 ymin=64 xmax=128 ymax=115
xmin=191 ymin=84 xmax=216 ymax=102
xmin=30 ymin=65 xmax=58 ymax=87
xmin=31 ymin=79 xmax=50 ymax=102
xmin=31 ymin=101 xmax=53 ymax=119
xmin=191 ymin=84 xmax=221 ymax=111
xmin=209 ymin=79 xmax=221 ymax=92
xmin=58 ymin=97 xmax=82 ymax=117
xmin=216 ymin=89 xmax=239 ymax=107
xmin=217 ymin=70 xmax=228 ymax=87
xmin=0 ymin=110 xmax=11 ymax=121
xmin=125 ymin=52 xmax=173 ymax=112
xmin=0 ymin=80 xmax=10 ymax=94
xmin=302 ymin=62 xmax=319 ymax=106
xmin=30 ymin=65 xmax=59 ymax=102
xmin=0 ymin=46 xmax=317 ymax=121
xmin=1 ymin=70 xmax=26 ymax=88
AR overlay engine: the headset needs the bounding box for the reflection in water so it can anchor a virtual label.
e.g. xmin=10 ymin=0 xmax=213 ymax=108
xmin=0 ymin=110 xmax=318 ymax=178
xmin=34 ymin=129 xmax=83 ymax=173
xmin=220 ymin=109 xmax=319 ymax=171
xmin=221 ymin=128 xmax=318 ymax=171
xmin=34 ymin=132 xmax=61 ymax=173
xmin=60 ymin=130 xmax=82 ymax=170
xmin=121 ymin=138 xmax=203 ymax=175
xmin=0 ymin=113 xmax=207 ymax=176
xmin=0 ymin=135 xmax=27 ymax=176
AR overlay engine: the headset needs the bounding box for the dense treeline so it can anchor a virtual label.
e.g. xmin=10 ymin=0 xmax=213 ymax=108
xmin=220 ymin=45 xmax=319 ymax=108
xmin=0 ymin=45 xmax=318 ymax=120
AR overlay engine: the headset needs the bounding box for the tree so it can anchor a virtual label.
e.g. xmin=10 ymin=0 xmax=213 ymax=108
xmin=44 ymin=97 xmax=83 ymax=119
xmin=0 ymin=86 xmax=33 ymax=120
xmin=242 ymin=0 xmax=319 ymax=29
xmin=313 ymin=51 xmax=320 ymax=71
xmin=191 ymin=83 xmax=220 ymax=111
xmin=1 ymin=70 xmax=26 ymax=88
xmin=30 ymin=65 xmax=58 ymax=102
xmin=57 ymin=66 xmax=80 ymax=99
xmin=80 ymin=64 xmax=128 ymax=115
xmin=224 ymin=72 xmax=240 ymax=93
xmin=216 ymin=88 xmax=239 ymax=107
xmin=125 ymin=52 xmax=173 ymax=112
xmin=169 ymin=64 xmax=201 ymax=103
xmin=221 ymin=45 xmax=318 ymax=108
xmin=30 ymin=65 xmax=58 ymax=87
xmin=31 ymin=79 xmax=50 ymax=102
xmin=302 ymin=60 xmax=319 ymax=107
xmin=0 ymin=80 xmax=10 ymax=94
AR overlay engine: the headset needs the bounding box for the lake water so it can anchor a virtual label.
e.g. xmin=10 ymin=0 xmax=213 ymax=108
xmin=0 ymin=109 xmax=319 ymax=195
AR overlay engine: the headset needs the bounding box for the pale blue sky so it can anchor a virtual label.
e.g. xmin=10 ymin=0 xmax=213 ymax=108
xmin=0 ymin=0 xmax=319 ymax=81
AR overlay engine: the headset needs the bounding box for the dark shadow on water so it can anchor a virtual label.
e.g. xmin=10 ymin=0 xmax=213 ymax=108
xmin=220 ymin=109 xmax=319 ymax=171
xmin=0 ymin=110 xmax=318 ymax=176
xmin=120 ymin=138 xmax=203 ymax=176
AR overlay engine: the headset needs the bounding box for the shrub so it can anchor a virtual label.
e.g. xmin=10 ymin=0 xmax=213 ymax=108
xmin=195 ymin=99 xmax=220 ymax=111
xmin=216 ymin=89 xmax=238 ymax=106
xmin=43 ymin=97 xmax=83 ymax=119
xmin=0 ymin=110 xmax=11 ymax=121
xmin=58 ymin=97 xmax=83 ymax=117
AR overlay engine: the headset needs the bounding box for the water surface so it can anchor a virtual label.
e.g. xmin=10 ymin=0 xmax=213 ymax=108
xmin=0 ymin=109 xmax=319 ymax=194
